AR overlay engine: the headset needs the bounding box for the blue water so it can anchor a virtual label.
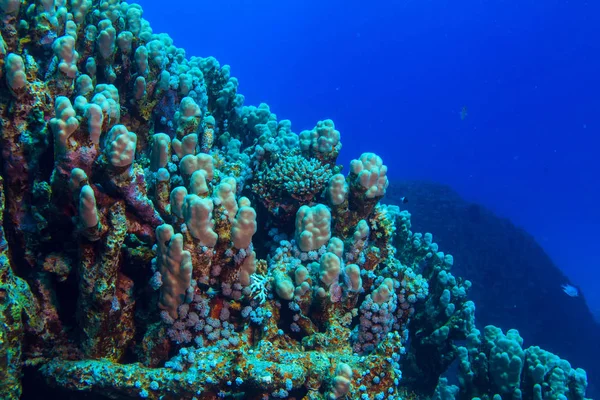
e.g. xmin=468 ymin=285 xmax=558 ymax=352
xmin=135 ymin=0 xmax=600 ymax=317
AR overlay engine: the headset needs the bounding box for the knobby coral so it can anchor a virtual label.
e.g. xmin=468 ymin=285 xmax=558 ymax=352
xmin=0 ymin=1 xmax=589 ymax=400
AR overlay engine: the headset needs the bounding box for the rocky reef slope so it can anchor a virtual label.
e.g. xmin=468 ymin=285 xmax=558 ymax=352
xmin=386 ymin=181 xmax=599 ymax=398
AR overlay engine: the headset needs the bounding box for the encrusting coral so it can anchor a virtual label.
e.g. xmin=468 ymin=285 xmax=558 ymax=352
xmin=0 ymin=1 xmax=590 ymax=400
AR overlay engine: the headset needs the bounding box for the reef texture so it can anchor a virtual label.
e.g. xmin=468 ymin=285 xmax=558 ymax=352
xmin=0 ymin=1 xmax=590 ymax=400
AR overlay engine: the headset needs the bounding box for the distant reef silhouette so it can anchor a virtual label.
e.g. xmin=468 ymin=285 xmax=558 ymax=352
xmin=386 ymin=180 xmax=599 ymax=395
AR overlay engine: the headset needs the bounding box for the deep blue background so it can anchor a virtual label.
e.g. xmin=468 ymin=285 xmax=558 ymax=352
xmin=134 ymin=0 xmax=600 ymax=316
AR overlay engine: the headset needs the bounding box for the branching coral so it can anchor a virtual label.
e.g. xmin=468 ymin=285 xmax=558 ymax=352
xmin=252 ymin=151 xmax=334 ymax=222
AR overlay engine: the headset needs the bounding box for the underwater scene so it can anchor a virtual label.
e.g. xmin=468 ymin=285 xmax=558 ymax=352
xmin=0 ymin=0 xmax=598 ymax=399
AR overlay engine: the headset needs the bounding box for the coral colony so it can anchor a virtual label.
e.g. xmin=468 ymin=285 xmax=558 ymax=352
xmin=0 ymin=1 xmax=590 ymax=399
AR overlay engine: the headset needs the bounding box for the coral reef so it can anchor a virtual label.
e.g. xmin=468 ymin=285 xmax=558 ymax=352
xmin=385 ymin=181 xmax=600 ymax=399
xmin=0 ymin=2 xmax=590 ymax=400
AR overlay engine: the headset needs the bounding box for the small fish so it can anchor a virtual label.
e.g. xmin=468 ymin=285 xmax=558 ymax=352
xmin=400 ymin=196 xmax=408 ymax=204
xmin=561 ymin=284 xmax=579 ymax=297
xmin=40 ymin=31 xmax=57 ymax=46
xmin=460 ymin=106 xmax=468 ymax=120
